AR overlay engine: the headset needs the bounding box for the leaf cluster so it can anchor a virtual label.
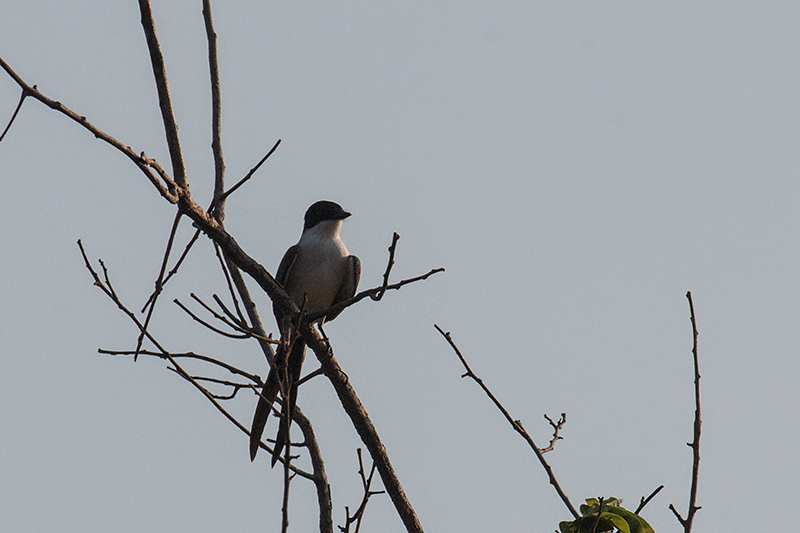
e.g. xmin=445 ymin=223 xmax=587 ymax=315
xmin=559 ymin=498 xmax=655 ymax=533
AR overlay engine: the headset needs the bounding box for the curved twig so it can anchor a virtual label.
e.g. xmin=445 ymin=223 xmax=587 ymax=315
xmin=0 ymin=86 xmax=29 ymax=142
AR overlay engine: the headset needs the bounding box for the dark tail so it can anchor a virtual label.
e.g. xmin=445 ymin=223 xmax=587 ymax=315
xmin=249 ymin=362 xmax=280 ymax=461
xmin=270 ymin=339 xmax=306 ymax=467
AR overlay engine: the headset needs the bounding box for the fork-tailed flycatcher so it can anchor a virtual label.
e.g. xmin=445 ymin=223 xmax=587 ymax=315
xmin=249 ymin=200 xmax=361 ymax=464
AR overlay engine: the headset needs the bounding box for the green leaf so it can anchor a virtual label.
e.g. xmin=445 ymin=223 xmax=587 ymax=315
xmin=558 ymin=520 xmax=578 ymax=533
xmin=602 ymin=506 xmax=655 ymax=533
xmin=559 ymin=512 xmax=629 ymax=533
xmin=566 ymin=497 xmax=656 ymax=533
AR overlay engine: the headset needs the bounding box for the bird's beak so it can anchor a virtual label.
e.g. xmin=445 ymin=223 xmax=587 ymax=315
xmin=339 ymin=211 xmax=351 ymax=219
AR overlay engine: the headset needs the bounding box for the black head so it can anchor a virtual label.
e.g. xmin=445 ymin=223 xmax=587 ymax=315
xmin=304 ymin=200 xmax=351 ymax=230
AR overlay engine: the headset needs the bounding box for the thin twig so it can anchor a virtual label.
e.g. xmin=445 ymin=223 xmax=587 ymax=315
xmin=0 ymin=87 xmax=29 ymax=142
xmin=222 ymin=255 xmax=276 ymax=366
xmin=173 ymin=373 xmax=250 ymax=400
xmin=141 ymin=228 xmax=201 ymax=312
xmin=100 ymin=348 xmax=260 ymax=383
xmin=296 ymin=367 xmax=324 ymax=388
xmin=136 ymin=210 xmax=182 ymax=359
xmin=212 ymin=139 xmax=281 ymax=211
xmin=434 ymin=324 xmax=579 ymax=519
xmin=212 ymin=293 xmax=246 ymax=329
xmin=308 ymin=266 xmax=444 ymax=323
xmin=371 ymin=232 xmax=400 ymax=301
xmin=173 ymin=297 xmax=249 ymax=339
xmin=213 ymin=243 xmax=247 ymax=325
xmin=281 ymin=424 xmax=292 ymax=533
xmin=190 ymin=292 xmax=251 ymax=334
xmin=634 ymin=484 xmax=664 ymax=514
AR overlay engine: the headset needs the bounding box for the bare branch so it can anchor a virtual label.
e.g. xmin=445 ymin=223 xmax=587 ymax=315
xmin=371 ymin=232 xmax=400 ymax=301
xmin=176 ymin=373 xmax=251 ymax=400
xmin=281 ymin=427 xmax=292 ymax=533
xmin=293 ymin=402 xmax=333 ymax=533
xmin=202 ymin=0 xmax=225 ymax=220
xmin=100 ymin=349 xmax=260 ymax=383
xmin=434 ymin=324 xmax=579 ymax=519
xmin=303 ymin=325 xmax=424 ymax=533
xmin=339 ymin=448 xmax=385 ymax=533
xmin=212 ymin=293 xmax=247 ymax=330
xmin=0 ymin=56 xmax=177 ymax=201
xmin=190 ymin=292 xmax=247 ymax=332
xmin=671 ymin=291 xmax=703 ymax=532
xmin=309 ymin=265 xmax=443 ymax=324
xmin=80 ymin=241 xmax=321 ymax=477
xmin=538 ymin=413 xmax=566 ymax=454
xmin=78 ymin=240 xmax=166 ymax=353
xmin=137 ymin=0 xmax=187 ymax=190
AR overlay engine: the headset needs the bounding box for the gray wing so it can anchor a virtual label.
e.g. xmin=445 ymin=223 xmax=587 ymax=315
xmin=273 ymin=244 xmax=300 ymax=326
xmin=326 ymin=254 xmax=360 ymax=323
xmin=275 ymin=244 xmax=300 ymax=287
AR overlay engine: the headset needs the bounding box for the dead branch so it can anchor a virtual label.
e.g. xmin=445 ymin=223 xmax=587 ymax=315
xmin=293 ymin=404 xmax=334 ymax=533
xmin=83 ymin=245 xmax=318 ymax=481
xmin=307 ymin=232 xmax=443 ymax=323
xmin=6 ymin=2 xmax=432 ymax=529
xmin=303 ymin=326 xmax=424 ymax=533
xmin=202 ymin=0 xmax=225 ymax=221
xmin=138 ymin=0 xmax=187 ymax=190
xmin=539 ymin=413 xmax=566 ymax=454
xmin=670 ymin=291 xmax=702 ymax=532
xmin=100 ymin=349 xmax=260 ymax=383
xmin=339 ymin=449 xmax=384 ymax=533
xmin=0 ymin=56 xmax=177 ymax=201
xmin=434 ymin=324 xmax=579 ymax=519
xmin=176 ymin=374 xmax=251 ymax=401
xmin=173 ymin=297 xmax=250 ymax=339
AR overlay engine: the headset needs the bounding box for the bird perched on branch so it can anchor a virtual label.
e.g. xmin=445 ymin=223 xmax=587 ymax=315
xmin=250 ymin=200 xmax=361 ymax=464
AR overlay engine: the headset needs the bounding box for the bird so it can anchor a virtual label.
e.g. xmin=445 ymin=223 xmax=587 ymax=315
xmin=249 ymin=200 xmax=361 ymax=464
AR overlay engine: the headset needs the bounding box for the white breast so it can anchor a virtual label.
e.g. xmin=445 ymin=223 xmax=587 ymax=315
xmin=283 ymin=221 xmax=349 ymax=314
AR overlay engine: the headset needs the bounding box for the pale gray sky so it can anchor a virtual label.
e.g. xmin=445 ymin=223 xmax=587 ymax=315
xmin=2 ymin=2 xmax=799 ymax=531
